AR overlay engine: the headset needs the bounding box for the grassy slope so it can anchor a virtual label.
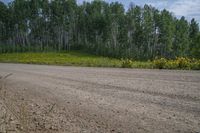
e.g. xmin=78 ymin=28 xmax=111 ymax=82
xmin=0 ymin=51 xmax=152 ymax=68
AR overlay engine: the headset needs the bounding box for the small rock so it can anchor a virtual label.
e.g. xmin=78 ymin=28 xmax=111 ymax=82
xmin=111 ymin=129 xmax=115 ymax=132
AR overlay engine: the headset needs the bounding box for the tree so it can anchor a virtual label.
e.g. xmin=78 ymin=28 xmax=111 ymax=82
xmin=0 ymin=0 xmax=199 ymax=59
xmin=189 ymin=18 xmax=200 ymax=57
xmin=157 ymin=9 xmax=175 ymax=58
xmin=173 ymin=16 xmax=189 ymax=57
xmin=142 ymin=5 xmax=155 ymax=59
xmin=108 ymin=2 xmax=126 ymax=57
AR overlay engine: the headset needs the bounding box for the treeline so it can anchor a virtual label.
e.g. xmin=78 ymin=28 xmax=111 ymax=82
xmin=0 ymin=0 xmax=200 ymax=59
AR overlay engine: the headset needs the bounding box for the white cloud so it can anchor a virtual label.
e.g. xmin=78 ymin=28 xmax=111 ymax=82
xmin=169 ymin=0 xmax=200 ymax=23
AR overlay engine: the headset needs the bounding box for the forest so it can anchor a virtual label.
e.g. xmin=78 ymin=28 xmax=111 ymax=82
xmin=0 ymin=0 xmax=200 ymax=60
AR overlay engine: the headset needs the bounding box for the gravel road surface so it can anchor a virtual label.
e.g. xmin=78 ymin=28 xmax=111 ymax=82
xmin=0 ymin=63 xmax=200 ymax=133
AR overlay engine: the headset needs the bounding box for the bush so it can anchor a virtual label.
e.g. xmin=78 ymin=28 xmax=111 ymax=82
xmin=190 ymin=60 xmax=200 ymax=70
xmin=176 ymin=57 xmax=190 ymax=69
xmin=165 ymin=60 xmax=179 ymax=69
xmin=153 ymin=57 xmax=200 ymax=70
xmin=121 ymin=59 xmax=133 ymax=68
xmin=153 ymin=58 xmax=167 ymax=69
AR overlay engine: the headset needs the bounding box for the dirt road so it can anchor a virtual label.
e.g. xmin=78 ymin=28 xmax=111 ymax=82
xmin=0 ymin=63 xmax=200 ymax=133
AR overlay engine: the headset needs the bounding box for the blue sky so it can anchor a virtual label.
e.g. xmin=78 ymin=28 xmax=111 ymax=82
xmin=2 ymin=0 xmax=200 ymax=24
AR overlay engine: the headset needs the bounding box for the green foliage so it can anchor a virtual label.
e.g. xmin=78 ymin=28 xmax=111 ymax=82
xmin=0 ymin=51 xmax=122 ymax=67
xmin=0 ymin=52 xmax=200 ymax=70
xmin=190 ymin=60 xmax=200 ymax=70
xmin=153 ymin=57 xmax=200 ymax=70
xmin=121 ymin=59 xmax=133 ymax=68
xmin=164 ymin=60 xmax=179 ymax=69
xmin=0 ymin=0 xmax=200 ymax=59
xmin=176 ymin=57 xmax=190 ymax=69
xmin=153 ymin=58 xmax=167 ymax=69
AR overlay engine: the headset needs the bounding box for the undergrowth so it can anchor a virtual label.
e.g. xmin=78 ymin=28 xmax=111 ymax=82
xmin=0 ymin=52 xmax=199 ymax=70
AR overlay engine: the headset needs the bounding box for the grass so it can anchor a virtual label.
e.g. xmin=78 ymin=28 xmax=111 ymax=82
xmin=0 ymin=51 xmax=199 ymax=70
xmin=0 ymin=51 xmax=124 ymax=68
xmin=0 ymin=51 xmax=153 ymax=68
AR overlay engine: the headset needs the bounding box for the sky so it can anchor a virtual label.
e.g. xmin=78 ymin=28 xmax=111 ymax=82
xmin=2 ymin=0 xmax=200 ymax=24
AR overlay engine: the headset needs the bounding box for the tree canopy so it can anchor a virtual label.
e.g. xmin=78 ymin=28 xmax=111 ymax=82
xmin=0 ymin=0 xmax=200 ymax=59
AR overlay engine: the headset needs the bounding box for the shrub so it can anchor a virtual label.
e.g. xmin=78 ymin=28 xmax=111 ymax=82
xmin=176 ymin=57 xmax=190 ymax=69
xmin=190 ymin=60 xmax=200 ymax=70
xmin=165 ymin=60 xmax=179 ymax=69
xmin=121 ymin=59 xmax=133 ymax=68
xmin=153 ymin=57 xmax=200 ymax=70
xmin=153 ymin=58 xmax=167 ymax=69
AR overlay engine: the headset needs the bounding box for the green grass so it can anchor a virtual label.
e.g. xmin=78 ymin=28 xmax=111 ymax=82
xmin=1 ymin=52 xmax=199 ymax=70
xmin=0 ymin=51 xmax=119 ymax=67
xmin=0 ymin=51 xmax=153 ymax=68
